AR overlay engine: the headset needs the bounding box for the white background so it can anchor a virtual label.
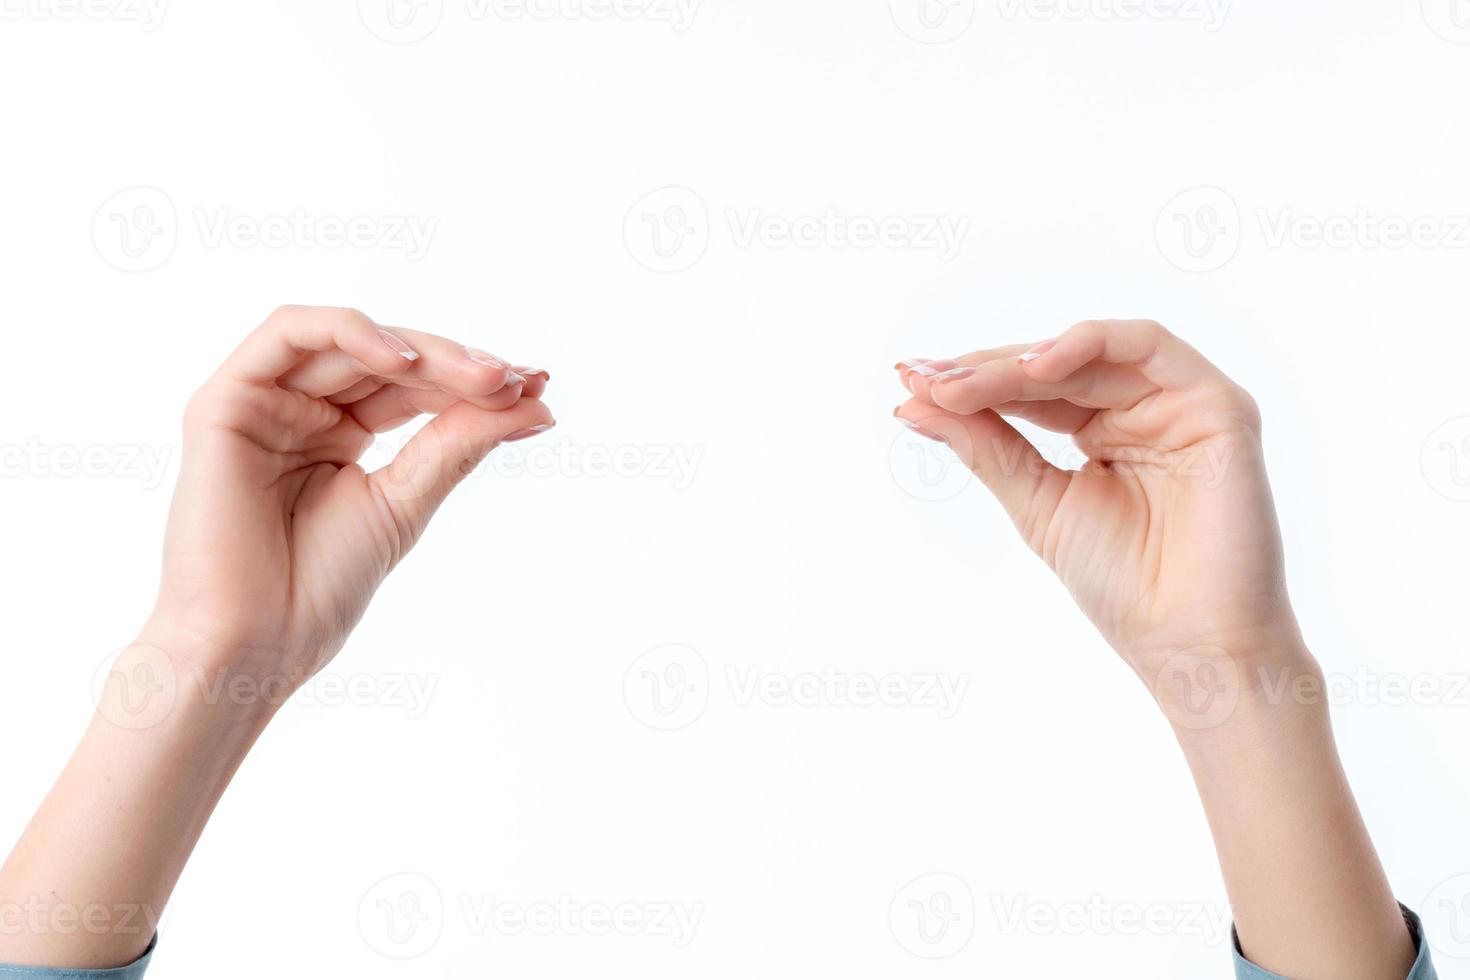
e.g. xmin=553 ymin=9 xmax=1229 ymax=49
xmin=3 ymin=0 xmax=1470 ymax=977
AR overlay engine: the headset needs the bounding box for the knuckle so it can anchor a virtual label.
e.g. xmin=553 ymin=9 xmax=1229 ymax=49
xmin=1204 ymin=382 xmax=1262 ymax=432
xmin=324 ymin=306 xmax=374 ymax=331
xmin=183 ymin=379 xmax=269 ymax=433
xmin=182 ymin=380 xmax=232 ymax=431
xmin=265 ymin=304 xmax=305 ymax=327
xmin=1231 ymin=387 xmax=1263 ymax=431
xmin=1134 ymin=318 xmax=1169 ymax=339
xmin=181 ymin=384 xmax=214 ymax=430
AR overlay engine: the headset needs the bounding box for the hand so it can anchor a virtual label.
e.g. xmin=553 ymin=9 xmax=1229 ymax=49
xmin=142 ymin=305 xmax=556 ymax=692
xmin=895 ymin=319 xmax=1308 ymax=713
xmin=897 ymin=320 xmax=1418 ymax=980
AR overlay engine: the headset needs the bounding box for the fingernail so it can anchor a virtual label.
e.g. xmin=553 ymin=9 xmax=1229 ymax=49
xmin=505 ymin=372 xmax=527 ymax=386
xmin=514 ymin=366 xmax=551 ymax=381
xmin=379 ymin=330 xmax=420 ymax=362
xmin=503 ymin=423 xmax=555 ymax=443
xmin=932 ymin=366 xmax=976 ymax=383
xmin=895 ymin=358 xmax=931 ymax=371
xmin=903 ymin=359 xmax=954 ymax=378
xmin=463 ymin=347 xmax=508 ymax=369
xmin=894 ymin=410 xmax=946 ymax=443
xmin=1018 ymin=339 xmax=1058 ymax=363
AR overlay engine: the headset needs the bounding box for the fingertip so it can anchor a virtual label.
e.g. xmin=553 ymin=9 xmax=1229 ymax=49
xmin=460 ymin=348 xmax=520 ymax=395
xmin=928 ymin=382 xmax=964 ymax=414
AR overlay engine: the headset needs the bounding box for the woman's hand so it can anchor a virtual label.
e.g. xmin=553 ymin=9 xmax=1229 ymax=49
xmin=895 ymin=318 xmax=1307 ymax=713
xmin=143 ymin=304 xmax=556 ymax=692
xmin=895 ymin=319 xmax=1418 ymax=980
xmin=0 ymin=306 xmax=557 ymax=971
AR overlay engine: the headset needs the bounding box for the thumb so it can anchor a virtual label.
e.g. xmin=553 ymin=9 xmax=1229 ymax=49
xmin=895 ymin=402 xmax=1069 ymax=544
xmin=369 ymin=398 xmax=555 ymax=541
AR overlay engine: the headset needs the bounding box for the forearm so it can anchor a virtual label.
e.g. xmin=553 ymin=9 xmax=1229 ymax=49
xmin=1175 ymin=643 xmax=1416 ymax=980
xmin=0 ymin=639 xmax=273 ymax=969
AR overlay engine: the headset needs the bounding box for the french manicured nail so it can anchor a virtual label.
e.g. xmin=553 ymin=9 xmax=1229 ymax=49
xmin=903 ymin=358 xmax=955 ymax=378
xmin=894 ymin=411 xmax=946 ymax=443
xmin=895 ymin=358 xmax=931 ymax=371
xmin=463 ymin=347 xmax=508 ymax=369
xmin=514 ymin=366 xmax=551 ymax=381
xmin=503 ymin=423 xmax=555 ymax=443
xmin=379 ymin=330 xmax=419 ymax=362
xmin=932 ymin=366 xmax=976 ymax=383
xmin=505 ymin=371 xmax=527 ymax=386
xmin=1018 ymin=339 xmax=1058 ymax=363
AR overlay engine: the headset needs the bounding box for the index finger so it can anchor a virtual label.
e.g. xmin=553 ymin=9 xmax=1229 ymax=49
xmin=912 ymin=320 xmax=1222 ymax=415
xmin=221 ymin=306 xmax=419 ymax=386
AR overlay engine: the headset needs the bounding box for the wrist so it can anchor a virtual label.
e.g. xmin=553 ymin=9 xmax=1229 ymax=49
xmin=1142 ymin=628 xmax=1324 ymax=737
xmin=1154 ymin=639 xmax=1338 ymax=780
xmin=107 ymin=624 xmax=296 ymax=733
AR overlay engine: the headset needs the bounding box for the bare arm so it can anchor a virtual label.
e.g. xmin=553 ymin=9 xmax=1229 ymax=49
xmin=0 ymin=306 xmax=554 ymax=969
xmin=896 ymin=319 xmax=1416 ymax=980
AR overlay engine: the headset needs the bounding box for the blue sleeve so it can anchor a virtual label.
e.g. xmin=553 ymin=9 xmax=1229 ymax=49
xmin=1234 ymin=906 xmax=1436 ymax=980
xmin=0 ymin=937 xmax=154 ymax=980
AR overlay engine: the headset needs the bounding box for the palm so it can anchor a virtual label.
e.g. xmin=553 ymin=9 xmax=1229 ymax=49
xmin=142 ymin=308 xmax=556 ymax=687
xmin=898 ymin=320 xmax=1299 ymax=676
xmin=156 ymin=389 xmax=395 ymax=679
xmin=1036 ymin=425 xmax=1289 ymax=673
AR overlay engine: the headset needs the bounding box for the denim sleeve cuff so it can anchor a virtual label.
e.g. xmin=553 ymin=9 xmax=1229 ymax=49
xmin=0 ymin=936 xmax=155 ymax=979
xmin=1233 ymin=905 xmax=1436 ymax=980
